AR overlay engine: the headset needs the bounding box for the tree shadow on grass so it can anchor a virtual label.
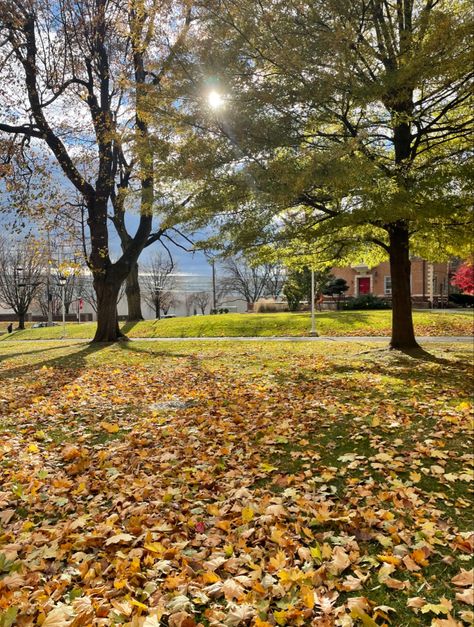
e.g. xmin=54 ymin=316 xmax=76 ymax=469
xmin=116 ymin=341 xmax=191 ymax=360
xmin=120 ymin=320 xmax=140 ymax=336
xmin=0 ymin=342 xmax=109 ymax=382
xmin=0 ymin=343 xmax=80 ymax=365
xmin=395 ymin=346 xmax=459 ymax=366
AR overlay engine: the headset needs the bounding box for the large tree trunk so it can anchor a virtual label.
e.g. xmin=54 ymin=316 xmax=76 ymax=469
xmin=126 ymin=262 xmax=143 ymax=321
xmin=388 ymin=222 xmax=419 ymax=350
xmin=17 ymin=312 xmax=25 ymax=330
xmin=93 ymin=277 xmax=126 ymax=342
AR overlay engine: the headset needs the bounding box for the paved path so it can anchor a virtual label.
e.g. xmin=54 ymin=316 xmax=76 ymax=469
xmin=133 ymin=336 xmax=473 ymax=343
xmin=2 ymin=336 xmax=472 ymax=343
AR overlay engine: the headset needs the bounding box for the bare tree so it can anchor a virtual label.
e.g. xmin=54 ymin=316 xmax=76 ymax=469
xmin=36 ymin=269 xmax=81 ymax=316
xmin=0 ymin=0 xmax=193 ymax=341
xmin=190 ymin=291 xmax=210 ymax=315
xmin=184 ymin=292 xmax=195 ymax=316
xmin=142 ymin=254 xmax=177 ymax=320
xmin=0 ymin=238 xmax=45 ymax=329
xmin=222 ymin=256 xmax=273 ymax=308
xmin=264 ymin=264 xmax=286 ymax=300
xmin=161 ymin=291 xmax=179 ymax=316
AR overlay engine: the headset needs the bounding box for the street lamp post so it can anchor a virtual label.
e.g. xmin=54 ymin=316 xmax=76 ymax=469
xmin=58 ymin=275 xmax=67 ymax=337
xmin=211 ymin=258 xmax=217 ymax=312
xmin=310 ymin=269 xmax=318 ymax=337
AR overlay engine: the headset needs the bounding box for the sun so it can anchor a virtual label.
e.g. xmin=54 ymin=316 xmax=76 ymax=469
xmin=207 ymin=90 xmax=225 ymax=109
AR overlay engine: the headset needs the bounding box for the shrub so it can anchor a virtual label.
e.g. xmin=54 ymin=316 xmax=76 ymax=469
xmin=449 ymin=293 xmax=474 ymax=307
xmin=343 ymin=294 xmax=391 ymax=310
xmin=254 ymin=299 xmax=288 ymax=313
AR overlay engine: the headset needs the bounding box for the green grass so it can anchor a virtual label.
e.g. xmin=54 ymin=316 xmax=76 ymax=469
xmin=0 ymin=340 xmax=472 ymax=625
xmin=1 ymin=309 xmax=472 ymax=340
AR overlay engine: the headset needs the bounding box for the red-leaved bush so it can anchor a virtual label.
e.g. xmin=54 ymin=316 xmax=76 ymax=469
xmin=451 ymin=261 xmax=474 ymax=295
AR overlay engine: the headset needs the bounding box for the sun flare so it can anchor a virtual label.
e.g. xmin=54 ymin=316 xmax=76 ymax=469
xmin=207 ymin=90 xmax=224 ymax=109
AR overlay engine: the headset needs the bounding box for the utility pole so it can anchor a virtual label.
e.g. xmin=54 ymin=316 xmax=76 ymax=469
xmin=211 ymin=258 xmax=217 ymax=312
xmin=309 ymin=269 xmax=318 ymax=337
xmin=46 ymin=231 xmax=53 ymax=326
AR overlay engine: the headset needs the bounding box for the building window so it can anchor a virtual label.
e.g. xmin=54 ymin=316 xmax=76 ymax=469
xmin=384 ymin=276 xmax=392 ymax=295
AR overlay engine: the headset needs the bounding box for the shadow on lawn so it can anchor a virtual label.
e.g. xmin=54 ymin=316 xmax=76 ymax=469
xmin=292 ymin=349 xmax=471 ymax=390
xmin=0 ymin=343 xmax=76 ymax=365
xmin=120 ymin=320 xmax=140 ymax=336
xmin=116 ymin=341 xmax=191 ymax=361
xmin=0 ymin=342 xmax=109 ymax=382
xmin=396 ymin=346 xmax=457 ymax=365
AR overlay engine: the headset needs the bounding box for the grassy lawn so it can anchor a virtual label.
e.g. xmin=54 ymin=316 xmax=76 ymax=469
xmin=1 ymin=309 xmax=472 ymax=340
xmin=0 ymin=340 xmax=472 ymax=626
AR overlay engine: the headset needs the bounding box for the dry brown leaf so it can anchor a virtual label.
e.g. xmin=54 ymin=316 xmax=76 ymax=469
xmin=455 ymin=588 xmax=474 ymax=605
xmin=105 ymin=532 xmax=134 ymax=546
xmin=451 ymin=568 xmax=474 ymax=587
xmin=42 ymin=605 xmax=74 ymax=627
xmin=328 ymin=546 xmax=351 ymax=575
xmin=168 ymin=612 xmax=196 ymax=627
xmin=222 ymin=578 xmax=245 ymax=601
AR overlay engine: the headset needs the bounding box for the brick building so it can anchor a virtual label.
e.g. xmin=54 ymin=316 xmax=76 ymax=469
xmin=331 ymin=258 xmax=453 ymax=307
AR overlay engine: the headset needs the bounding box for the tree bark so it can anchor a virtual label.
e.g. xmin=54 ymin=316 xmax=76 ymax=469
xmin=126 ymin=262 xmax=143 ymax=321
xmin=17 ymin=313 xmax=25 ymax=330
xmin=388 ymin=222 xmax=419 ymax=350
xmin=93 ymin=276 xmax=127 ymax=342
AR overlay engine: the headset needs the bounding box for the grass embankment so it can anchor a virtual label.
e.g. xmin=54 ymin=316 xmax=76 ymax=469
xmin=1 ymin=310 xmax=473 ymax=340
xmin=0 ymin=340 xmax=472 ymax=625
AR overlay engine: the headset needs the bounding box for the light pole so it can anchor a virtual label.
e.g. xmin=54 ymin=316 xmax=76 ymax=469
xmin=58 ymin=275 xmax=67 ymax=337
xmin=211 ymin=258 xmax=217 ymax=312
xmin=310 ymin=269 xmax=318 ymax=337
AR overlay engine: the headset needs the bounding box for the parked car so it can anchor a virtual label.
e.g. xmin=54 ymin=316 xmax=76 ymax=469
xmin=32 ymin=322 xmax=59 ymax=328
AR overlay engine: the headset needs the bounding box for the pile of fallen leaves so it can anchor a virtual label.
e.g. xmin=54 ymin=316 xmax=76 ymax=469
xmin=0 ymin=342 xmax=472 ymax=626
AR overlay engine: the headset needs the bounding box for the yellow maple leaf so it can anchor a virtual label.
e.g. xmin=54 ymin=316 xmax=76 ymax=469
xmin=144 ymin=542 xmax=165 ymax=555
xmin=202 ymin=571 xmax=220 ymax=584
xmin=300 ymin=585 xmax=315 ymax=609
xmin=241 ymin=506 xmax=255 ymax=524
xmin=100 ymin=421 xmax=120 ymax=433
xmin=274 ymin=610 xmax=288 ymax=626
xmin=377 ymin=554 xmax=402 ymax=566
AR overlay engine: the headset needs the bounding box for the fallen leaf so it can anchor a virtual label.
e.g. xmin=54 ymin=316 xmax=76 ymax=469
xmin=105 ymin=533 xmax=134 ymax=546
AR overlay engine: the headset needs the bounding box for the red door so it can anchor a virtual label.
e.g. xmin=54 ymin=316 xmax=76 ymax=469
xmin=357 ymin=277 xmax=370 ymax=294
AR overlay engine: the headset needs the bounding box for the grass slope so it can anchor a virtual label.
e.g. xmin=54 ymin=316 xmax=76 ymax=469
xmin=1 ymin=310 xmax=472 ymax=340
xmin=0 ymin=340 xmax=472 ymax=625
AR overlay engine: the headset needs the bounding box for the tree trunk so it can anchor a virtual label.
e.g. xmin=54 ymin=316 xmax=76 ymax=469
xmin=92 ymin=277 xmax=126 ymax=342
xmin=155 ymin=300 xmax=161 ymax=319
xmin=126 ymin=262 xmax=143 ymax=321
xmin=388 ymin=222 xmax=419 ymax=350
xmin=18 ymin=313 xmax=25 ymax=330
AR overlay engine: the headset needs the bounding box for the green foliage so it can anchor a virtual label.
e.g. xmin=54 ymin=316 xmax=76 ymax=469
xmin=449 ymin=293 xmax=474 ymax=307
xmin=343 ymin=294 xmax=391 ymax=311
xmin=323 ymin=278 xmax=349 ymax=297
xmin=322 ymin=277 xmax=349 ymax=310
xmin=167 ymin=0 xmax=473 ymax=266
xmin=283 ymin=267 xmax=332 ymax=311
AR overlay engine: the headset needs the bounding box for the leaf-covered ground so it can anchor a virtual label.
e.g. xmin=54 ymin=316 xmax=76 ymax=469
xmin=0 ymin=340 xmax=472 ymax=626
xmin=2 ymin=309 xmax=473 ymax=340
